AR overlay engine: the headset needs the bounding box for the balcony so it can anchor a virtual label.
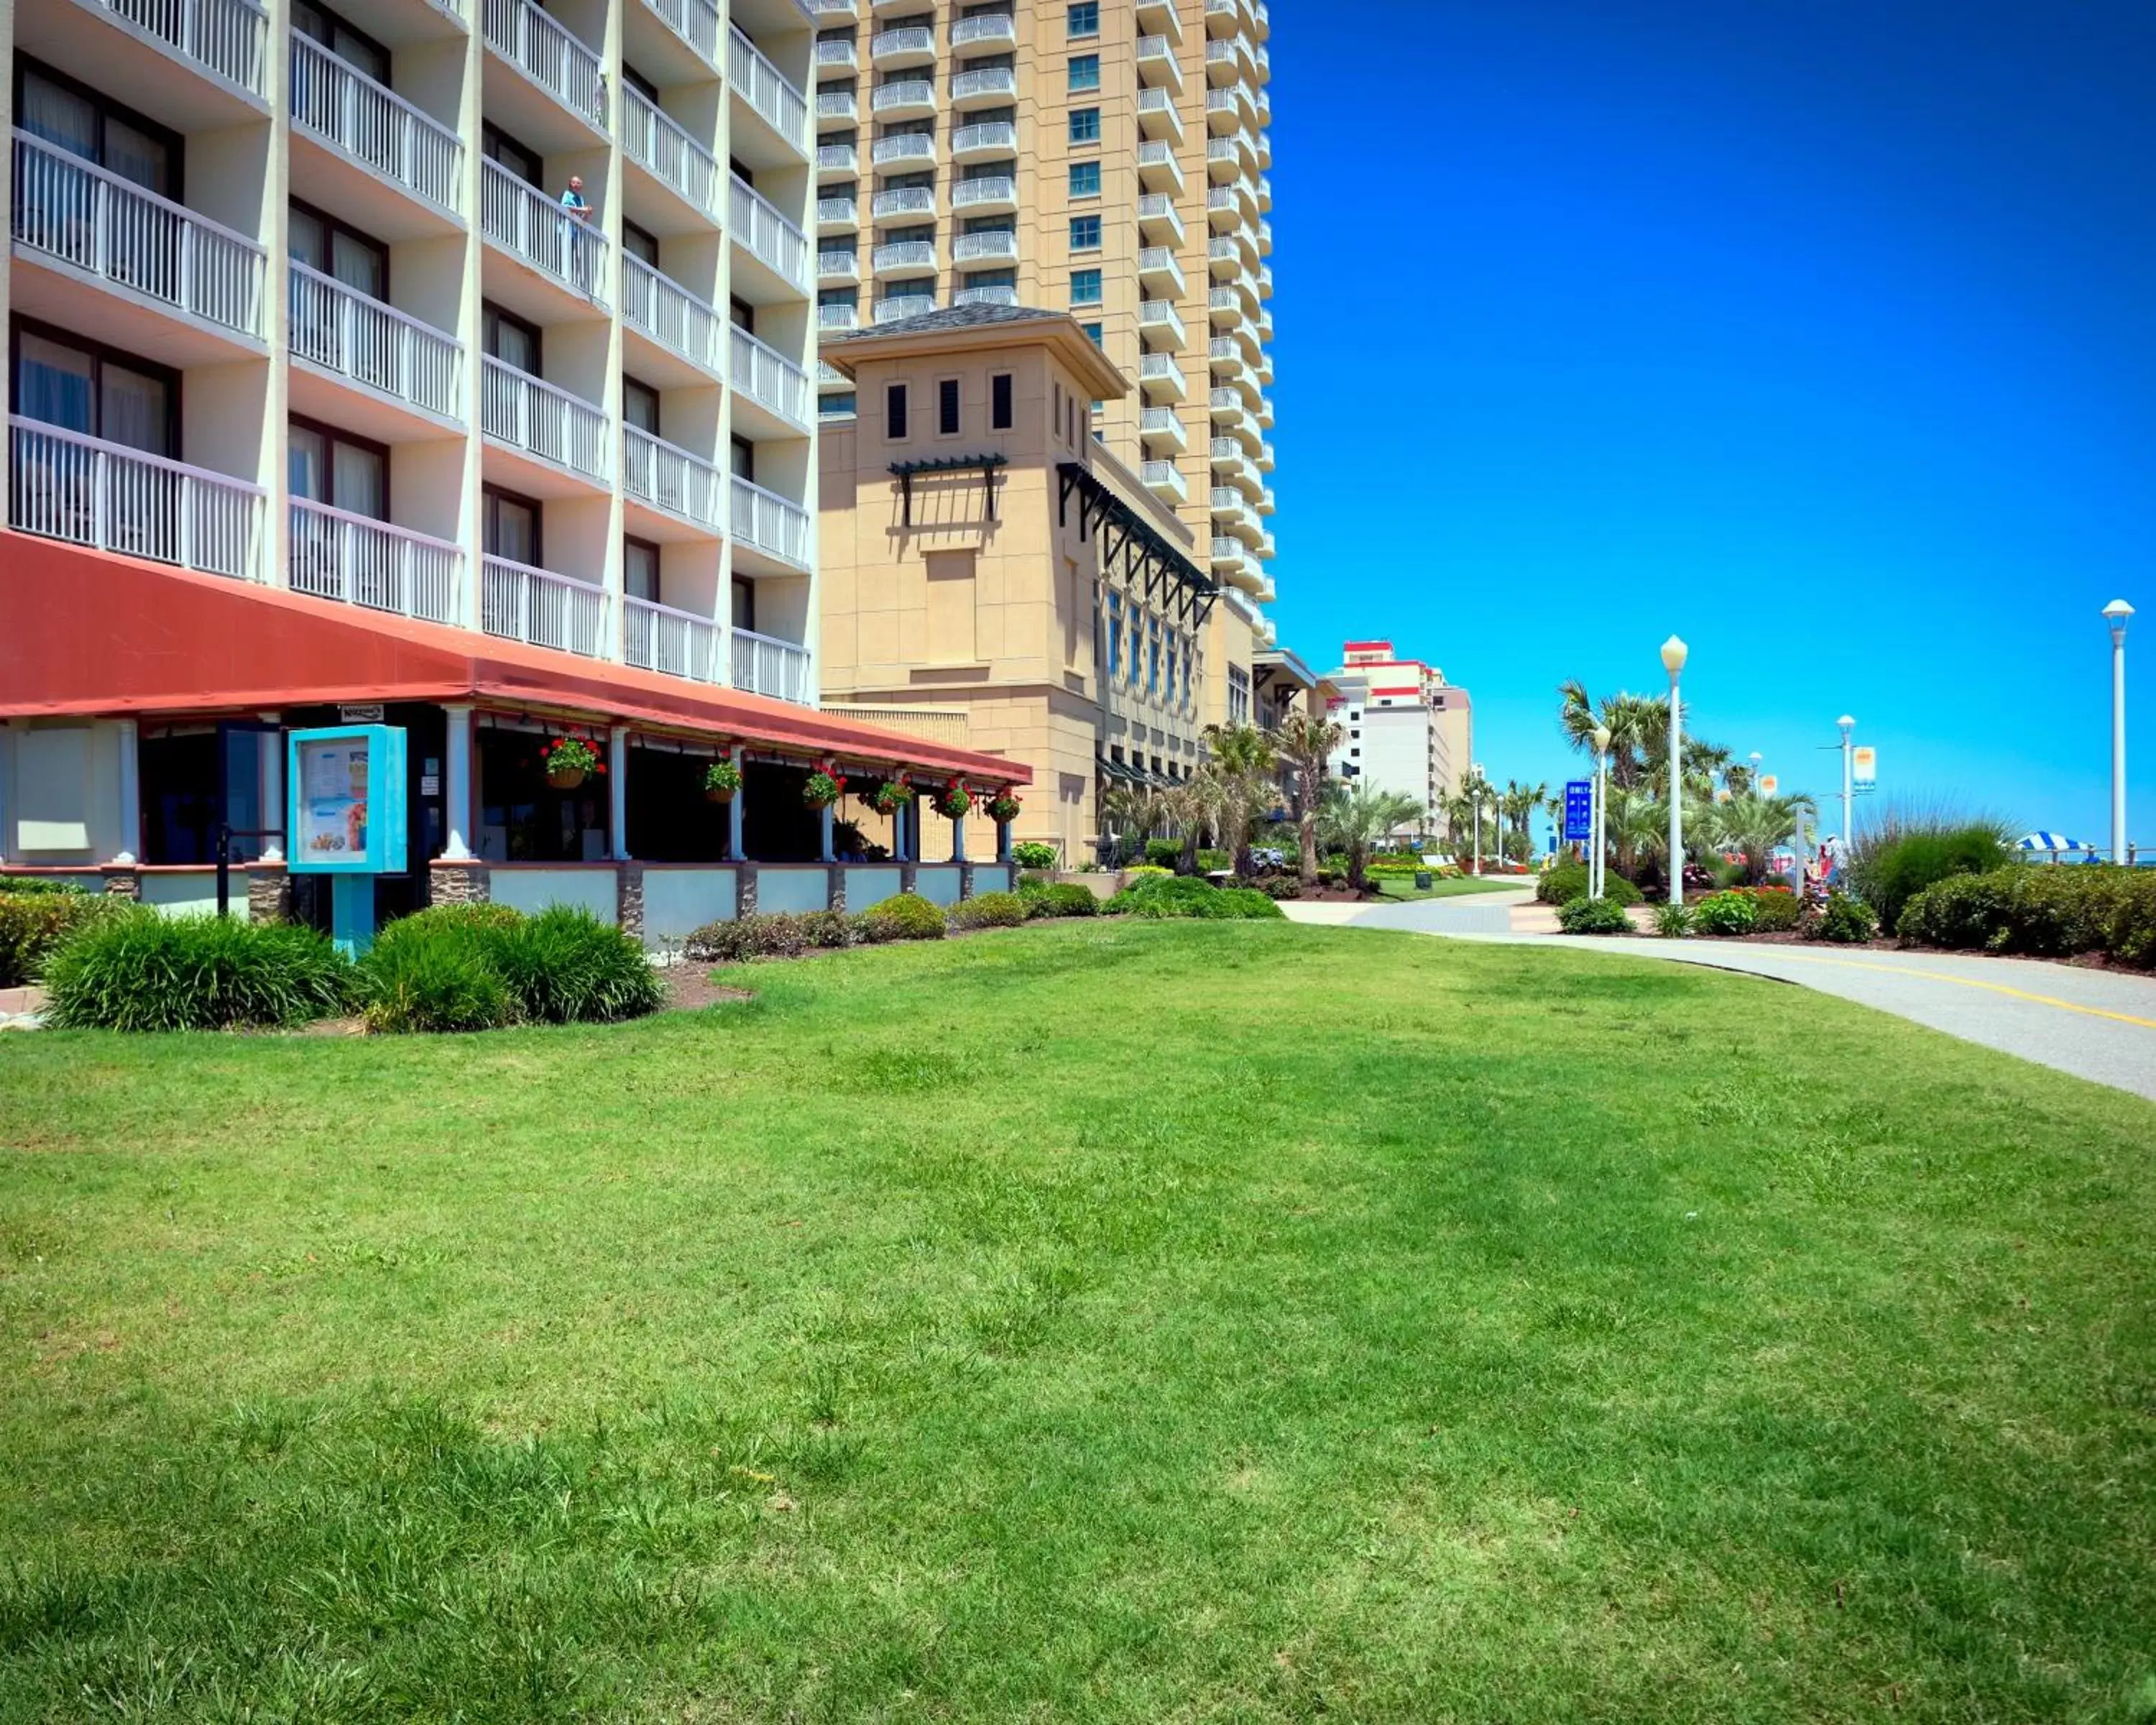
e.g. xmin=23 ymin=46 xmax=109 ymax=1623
xmin=952 ymin=119 xmax=1017 ymax=160
xmin=872 ymin=238 xmax=935 ymax=274
xmin=481 ymin=160 xmax=611 ymax=308
xmin=619 ymin=252 xmax=724 ymax=379
xmin=289 ymin=263 xmax=464 ymax=424
xmin=732 ymin=323 xmax=812 ymax=430
xmin=1205 ymin=39 xmax=1239 ymax=86
xmin=816 ymin=193 xmax=859 ymax=231
xmin=818 ymin=247 xmax=859 ymax=282
xmin=810 ymin=0 xmax=859 ymax=15
xmin=952 ymin=12 xmax=1016 ymax=52
xmin=480 ymin=555 xmax=609 ymax=658
xmin=1257 ymin=218 xmax=1273 ymax=257
xmin=1206 ymin=185 xmax=1238 ymax=229
xmin=732 ymin=475 xmax=811 ymax=572
xmin=816 ymin=88 xmax=859 ymax=124
xmin=1206 ymin=285 xmax=1239 ymax=328
xmin=1137 ymin=88 xmax=1184 ymax=144
xmin=1136 ymin=140 xmax=1184 ymax=195
xmin=1256 ymin=394 xmax=1273 ymax=428
xmin=869 ymin=25 xmax=934 ymax=67
xmin=1258 ymin=485 xmax=1276 ymax=515
xmin=10 ymin=132 xmax=268 ymax=353
xmin=874 ymin=292 xmax=934 ymax=323
xmin=951 ymin=175 xmax=1016 ymax=214
xmin=1253 ymin=0 xmax=1271 ymax=40
xmin=625 ymin=594 xmax=723 ymax=682
xmin=643 ymin=0 xmax=724 ymax=69
xmin=1138 ymin=34 xmax=1182 ymax=90
xmin=1138 ymin=247 xmax=1186 ymax=295
xmin=954 ymin=282 xmax=1015 ymax=307
xmin=290 ymin=34 xmax=463 ymax=216
xmin=818 ymin=301 xmax=860 ymax=331
xmin=730 ymin=174 xmax=811 ymax=295
xmin=815 ymin=37 xmax=859 ymax=71
xmin=288 ymin=500 xmax=462 ymax=625
xmin=1207 ymin=234 xmax=1242 ymax=279
xmin=623 ymin=86 xmax=722 ymax=221
xmin=1210 ymin=535 xmax=1250 ymax=578
xmin=1139 ymin=298 xmax=1187 ymax=348
xmin=952 ymin=229 xmax=1017 ymax=264
xmin=482 ymin=0 xmax=608 ymax=136
xmin=1209 ymin=484 xmax=1243 ymax=518
xmin=1138 ymin=193 xmax=1185 ymax=246
xmin=730 ymin=24 xmax=811 ymax=160
xmin=1204 ymin=0 xmax=1238 ymax=34
xmin=61 ymin=0 xmax=269 ymax=107
xmin=8 ymin=416 xmax=263 ymax=582
xmin=872 ymin=131 xmax=937 ymax=167
xmin=1140 ymin=405 xmax=1187 ymax=451
xmin=1258 ymin=440 xmax=1275 ymax=472
xmin=871 ymin=183 xmax=935 ymax=219
xmin=624 ymin=426 xmax=725 ymax=533
xmin=481 ymin=357 xmax=609 ymax=486
xmin=871 ymin=79 xmax=937 ymax=119
xmin=1136 ymin=0 xmax=1179 ymax=35
xmin=816 ymin=141 xmax=860 ymax=178
xmin=1206 ymin=91 xmax=1242 ymax=137
xmin=1141 ymin=460 xmax=1187 ymax=505
xmin=1139 ymin=354 xmax=1186 ymax=402
xmin=1207 ymin=137 xmax=1242 ymax=183
xmin=952 ymin=66 xmax=1018 ymax=109
xmin=732 ymin=626 xmax=813 ymax=703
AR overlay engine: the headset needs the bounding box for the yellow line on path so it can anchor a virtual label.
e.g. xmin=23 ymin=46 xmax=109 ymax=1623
xmin=1695 ymin=948 xmax=2156 ymax=1031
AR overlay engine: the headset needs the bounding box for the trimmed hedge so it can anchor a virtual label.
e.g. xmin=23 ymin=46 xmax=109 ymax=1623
xmin=689 ymin=910 xmax=854 ymax=962
xmin=0 ymin=885 xmax=123 ymax=988
xmin=853 ymin=893 xmax=946 ymax=944
xmin=949 ymin=891 xmax=1029 ymax=931
xmin=1018 ymin=881 xmax=1100 ymax=920
xmin=1557 ymin=895 xmax=1632 ymax=934
xmin=1537 ymin=864 xmax=1641 ymax=907
xmin=1897 ymin=865 xmax=2156 ymax=965
xmin=43 ymin=911 xmax=354 ymax=1031
xmin=1104 ymin=875 xmax=1284 ymax=921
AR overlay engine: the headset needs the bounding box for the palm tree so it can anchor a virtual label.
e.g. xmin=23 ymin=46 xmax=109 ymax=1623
xmin=1200 ymin=722 xmax=1277 ymax=876
xmin=1607 ymin=786 xmax=1667 ymax=882
xmin=1267 ymin=710 xmax=1344 ymax=886
xmin=1704 ymin=790 xmax=1817 ymax=885
xmin=1101 ymin=782 xmax=1161 ymax=867
xmin=1559 ymin=683 xmax=1664 ymax=791
xmin=1155 ymin=778 xmax=1208 ymax=875
xmin=1319 ymin=781 xmax=1425 ymax=890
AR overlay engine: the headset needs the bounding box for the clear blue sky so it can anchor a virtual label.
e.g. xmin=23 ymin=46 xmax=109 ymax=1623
xmin=1266 ymin=1 xmax=2155 ymax=843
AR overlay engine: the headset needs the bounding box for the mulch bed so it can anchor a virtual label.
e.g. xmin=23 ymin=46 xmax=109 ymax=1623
xmin=663 ymin=967 xmax=755 ymax=1011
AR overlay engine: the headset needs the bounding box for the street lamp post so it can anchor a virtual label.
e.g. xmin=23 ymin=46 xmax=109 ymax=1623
xmin=2106 ymin=600 xmax=2133 ymax=865
xmin=1592 ymin=722 xmax=1611 ymax=899
xmin=1471 ymin=773 xmax=1483 ymax=876
xmin=1662 ymin=637 xmax=1687 ymax=906
xmin=1838 ymin=714 xmax=1856 ymax=850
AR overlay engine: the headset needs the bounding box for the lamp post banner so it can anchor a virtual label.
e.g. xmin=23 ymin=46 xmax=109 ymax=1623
xmin=1564 ymin=780 xmax=1593 ymax=842
xmin=1852 ymin=746 xmax=1878 ymax=788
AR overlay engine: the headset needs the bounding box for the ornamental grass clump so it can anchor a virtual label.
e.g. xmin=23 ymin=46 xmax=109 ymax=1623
xmin=1844 ymin=806 xmax=2014 ymax=931
xmin=358 ymin=903 xmax=660 ymax=1031
xmin=494 ymin=906 xmax=664 ymax=1024
xmin=853 ymin=893 xmax=947 ymax=944
xmin=0 ymin=883 xmax=124 ymax=988
xmin=948 ymin=891 xmax=1028 ymax=931
xmin=43 ymin=910 xmax=354 ymax=1031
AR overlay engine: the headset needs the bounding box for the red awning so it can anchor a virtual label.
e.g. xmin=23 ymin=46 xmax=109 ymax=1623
xmin=0 ymin=535 xmax=1024 ymax=784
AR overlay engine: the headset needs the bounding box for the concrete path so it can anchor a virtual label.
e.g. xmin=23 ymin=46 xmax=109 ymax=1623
xmin=1282 ymin=891 xmax=2156 ymax=1102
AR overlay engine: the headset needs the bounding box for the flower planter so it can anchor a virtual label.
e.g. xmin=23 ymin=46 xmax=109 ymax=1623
xmin=548 ymin=768 xmax=587 ymax=791
xmin=704 ymin=786 xmax=736 ymax=805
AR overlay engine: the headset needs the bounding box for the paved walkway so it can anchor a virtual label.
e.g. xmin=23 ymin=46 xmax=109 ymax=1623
xmin=1283 ymin=889 xmax=2156 ymax=1102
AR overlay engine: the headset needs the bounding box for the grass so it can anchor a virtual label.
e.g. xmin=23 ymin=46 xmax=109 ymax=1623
xmin=1373 ymin=873 xmax=1530 ymax=900
xmin=1 ymin=922 xmax=2152 ymax=1722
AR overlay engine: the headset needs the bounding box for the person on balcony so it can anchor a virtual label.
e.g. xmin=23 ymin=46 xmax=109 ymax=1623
xmin=561 ymin=175 xmax=593 ymax=295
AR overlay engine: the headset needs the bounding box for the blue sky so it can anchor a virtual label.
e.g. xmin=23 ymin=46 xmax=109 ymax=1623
xmin=1266 ymin=1 xmax=2155 ymax=845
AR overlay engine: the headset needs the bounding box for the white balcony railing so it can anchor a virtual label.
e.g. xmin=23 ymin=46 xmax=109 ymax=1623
xmin=1141 ymin=460 xmax=1187 ymax=502
xmin=953 ymin=283 xmax=1015 ymax=307
xmin=480 ymin=356 xmax=609 ymax=482
xmin=624 ymin=426 xmax=724 ymax=530
xmin=11 ymin=132 xmax=266 ymax=340
xmin=872 ymin=132 xmax=936 ymax=167
xmin=818 ymin=303 xmax=860 ymax=331
xmin=870 ymin=25 xmax=934 ymax=59
xmin=619 ymin=252 xmax=723 ymax=374
xmin=816 ymin=91 xmax=858 ymax=122
xmin=290 ymin=34 xmax=461 ymax=209
xmin=624 ymin=594 xmax=722 ymax=682
xmin=952 ymin=120 xmax=1016 ymax=155
xmin=482 ymin=0 xmax=607 ymax=132
xmin=481 ymin=159 xmax=609 ymax=305
xmin=819 ymin=249 xmax=860 ymax=280
xmin=289 ymin=263 xmax=463 ymax=418
xmin=9 ymin=417 xmax=262 ymax=581
xmin=623 ymin=86 xmax=719 ymax=216
xmin=479 ymin=555 xmax=608 ymax=657
xmin=870 ymin=80 xmax=935 ymax=114
xmin=732 ymin=625 xmax=813 ymax=703
xmin=871 ymin=185 xmax=934 ymax=218
xmin=875 ymin=293 xmax=934 ymax=323
xmin=730 ymin=26 xmax=810 ymax=152
xmin=732 ymin=324 xmax=811 ymax=427
xmin=951 ymin=66 xmax=1016 ymax=103
xmin=816 ymin=143 xmax=858 ymax=174
xmin=287 ymin=498 xmax=461 ymax=624
xmin=951 ymin=12 xmax=1015 ymax=48
xmin=814 ymin=37 xmax=858 ymax=70
xmin=952 ymin=229 xmax=1015 ymax=263
xmin=731 ymin=475 xmax=810 ymax=567
xmin=952 ymin=175 xmax=1015 ymax=210
xmin=644 ymin=0 xmax=722 ymax=67
xmin=873 ymin=238 xmax=934 ymax=272
xmin=729 ymin=174 xmax=810 ymax=290
xmin=817 ymin=194 xmax=858 ymax=226
xmin=90 ymin=0 xmax=267 ymax=96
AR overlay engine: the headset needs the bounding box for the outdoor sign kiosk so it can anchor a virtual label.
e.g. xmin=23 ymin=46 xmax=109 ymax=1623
xmin=286 ymin=724 xmax=407 ymax=955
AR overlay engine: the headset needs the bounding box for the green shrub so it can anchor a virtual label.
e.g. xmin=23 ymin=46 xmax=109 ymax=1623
xmin=0 ymin=886 xmax=123 ymax=987
xmin=1749 ymin=886 xmax=1802 ymax=932
xmin=689 ymin=912 xmax=831 ymax=962
xmin=359 ymin=902 xmax=660 ymax=1030
xmin=360 ymin=934 xmax=515 ymax=1033
xmin=1692 ymin=891 xmax=1759 ymax=937
xmin=1143 ymin=838 xmax=1181 ymax=869
xmin=1217 ymin=888 xmax=1286 ymax=920
xmin=493 ymin=906 xmax=663 ymax=1024
xmin=1846 ymin=811 xmax=2014 ymax=931
xmin=0 ymin=877 xmax=93 ymax=896
xmin=1041 ymin=883 xmax=1099 ymax=918
xmin=853 ymin=892 xmax=947 ymax=944
xmin=1122 ymin=865 xmax=1174 ymax=883
xmin=1896 ymin=865 xmax=2156 ymax=965
xmin=43 ymin=911 xmax=354 ymax=1031
xmin=1105 ymin=875 xmax=1282 ymax=921
xmin=1010 ymin=841 xmax=1057 ymax=871
xmin=1196 ymin=849 xmax=1231 ymax=873
xmin=1537 ymin=864 xmax=1639 ymax=907
xmin=1652 ymin=901 xmax=1695 ymax=937
xmin=1809 ymin=890 xmax=1879 ymax=945
xmin=1557 ymin=895 xmax=1632 ymax=934
xmin=949 ymin=891 xmax=1028 ymax=930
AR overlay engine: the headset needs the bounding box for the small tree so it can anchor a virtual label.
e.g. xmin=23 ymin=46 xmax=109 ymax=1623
xmin=1155 ymin=778 xmax=1208 ymax=875
xmin=1200 ymin=722 xmax=1278 ymax=877
xmin=1705 ymin=790 xmax=1816 ymax=885
xmin=1320 ymin=781 xmax=1426 ymax=890
xmin=1268 ymin=710 xmax=1344 ymax=886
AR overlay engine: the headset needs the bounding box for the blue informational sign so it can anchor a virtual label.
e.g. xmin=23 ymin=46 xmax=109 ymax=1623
xmin=287 ymin=724 xmax=407 ymax=957
xmin=1564 ymin=779 xmax=1593 ymax=843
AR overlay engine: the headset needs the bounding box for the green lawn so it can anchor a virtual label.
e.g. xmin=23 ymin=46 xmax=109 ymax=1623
xmin=1373 ymin=873 xmax=1531 ymax=900
xmin=2 ymin=923 xmax=2152 ymax=1722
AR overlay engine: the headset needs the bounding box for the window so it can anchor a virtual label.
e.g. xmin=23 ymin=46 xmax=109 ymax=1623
xmin=1069 ymin=160 xmax=1100 ymax=198
xmin=1080 ymin=322 xmax=1102 ymax=346
xmin=730 ymin=435 xmax=755 ymax=480
xmin=732 ymin=577 xmax=756 ymax=632
xmin=990 ymin=372 xmax=1013 ymax=430
xmin=1067 ymin=1 xmax=1099 ymax=37
xmin=938 ymin=377 xmax=960 ymax=436
xmin=482 ymin=485 xmax=541 ymax=566
xmin=481 ymin=302 xmax=541 ymax=374
xmin=293 ymin=0 xmax=390 ymax=84
xmin=17 ymin=60 xmax=180 ymax=198
xmin=624 ymin=536 xmax=660 ymax=604
xmin=288 ymin=201 xmax=387 ymax=296
xmin=1229 ymin=664 xmax=1252 ymax=724
xmin=621 ymin=218 xmax=660 ymax=267
xmin=622 ymin=377 xmax=660 ymax=436
xmin=821 ymin=391 xmax=857 ymax=419
xmin=1070 ymin=268 xmax=1102 ymax=305
xmin=1053 ymin=382 xmax=1063 ymax=438
xmin=480 ymin=122 xmax=541 ymax=189
xmin=1107 ymin=592 xmax=1123 ymax=679
xmin=1069 ymin=214 xmax=1101 ymax=251
xmin=1067 ymin=55 xmax=1100 ymax=93
xmin=288 ymin=416 xmax=387 ymax=518
xmin=885 ymin=382 xmax=908 ymax=441
xmin=11 ymin=323 xmax=176 ymax=457
xmin=1068 ymin=107 xmax=1100 ymax=145
xmin=1148 ymin=622 xmax=1161 ymax=695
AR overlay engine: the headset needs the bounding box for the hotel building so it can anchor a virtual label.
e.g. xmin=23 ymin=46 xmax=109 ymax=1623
xmin=1325 ymin=641 xmax=1473 ymax=818
xmin=0 ymin=0 xmax=1027 ymax=939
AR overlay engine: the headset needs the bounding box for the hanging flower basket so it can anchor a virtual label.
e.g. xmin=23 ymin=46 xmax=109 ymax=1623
xmin=986 ymin=791 xmax=1023 ymax=823
xmin=867 ymin=778 xmax=911 ymax=816
xmin=703 ymin=758 xmax=742 ymax=804
xmin=544 ymin=736 xmax=602 ymax=789
xmin=936 ymin=783 xmax=973 ymax=821
xmin=803 ymin=768 xmax=846 ymax=810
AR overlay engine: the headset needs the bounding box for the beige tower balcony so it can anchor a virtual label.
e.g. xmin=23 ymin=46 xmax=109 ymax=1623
xmin=619 ymin=252 xmax=729 ymax=386
xmin=482 ymin=0 xmax=609 ymax=144
xmin=1137 ymin=140 xmax=1185 ymax=195
xmin=951 ymin=174 xmax=1017 ymax=216
xmin=1139 ymin=300 xmax=1188 ymax=349
xmin=1206 ymin=287 xmax=1240 ymax=330
xmin=1138 ymin=34 xmax=1183 ymax=91
xmin=1137 ymin=88 xmax=1184 ymax=144
xmin=1139 ymin=353 xmax=1187 ymax=402
xmin=952 ymin=65 xmax=1018 ymax=109
xmin=1140 ymin=406 xmax=1187 ymax=453
xmin=819 ymin=302 xmax=861 ymax=333
xmin=817 ymin=192 xmax=860 ymax=231
xmin=872 ymin=130 xmax=937 ymax=168
xmin=1136 ymin=0 xmax=1180 ymax=36
xmin=952 ymin=229 xmax=1018 ymax=267
xmin=815 ymin=88 xmax=858 ymax=125
xmin=814 ymin=35 xmax=859 ymax=73
xmin=954 ymin=281 xmax=1017 ymax=307
xmin=870 ymin=237 xmax=936 ymax=275
xmin=875 ymin=289 xmax=936 ymax=323
xmin=1138 ymin=247 xmax=1186 ymax=296
xmin=1204 ymin=0 xmax=1240 ymax=36
xmin=1141 ymin=461 xmax=1187 ymax=505
xmin=868 ymin=24 xmax=935 ymax=69
xmin=1206 ymin=234 xmax=1241 ymax=280
xmin=952 ymin=119 xmax=1018 ymax=161
xmin=1206 ymin=137 xmax=1242 ymax=184
xmin=809 ymin=0 xmax=860 ymax=17
xmin=1205 ymin=40 xmax=1240 ymax=86
xmin=871 ymin=183 xmax=936 ymax=220
xmin=951 ymin=12 xmax=1016 ymax=54
xmin=871 ymin=78 xmax=937 ymax=120
xmin=819 ymin=247 xmax=861 ymax=282
xmin=1207 ymin=335 xmax=1248 ymax=380
xmin=816 ymin=140 xmax=860 ymax=178
xmin=1137 ymin=193 xmax=1186 ymax=247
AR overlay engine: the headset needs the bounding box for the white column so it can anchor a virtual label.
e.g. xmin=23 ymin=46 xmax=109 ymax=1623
xmin=114 ymin=718 xmax=141 ymax=865
xmin=443 ymin=704 xmax=474 ymax=859
xmin=258 ymin=714 xmax=284 ymax=860
xmin=609 ymin=725 xmax=630 ymax=860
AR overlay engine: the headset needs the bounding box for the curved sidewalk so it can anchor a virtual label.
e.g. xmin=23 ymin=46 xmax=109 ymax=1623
xmin=1284 ymin=891 xmax=2156 ymax=1102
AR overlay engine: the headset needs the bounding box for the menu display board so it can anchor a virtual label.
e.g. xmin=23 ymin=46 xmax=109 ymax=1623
xmin=287 ymin=725 xmax=407 ymax=874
